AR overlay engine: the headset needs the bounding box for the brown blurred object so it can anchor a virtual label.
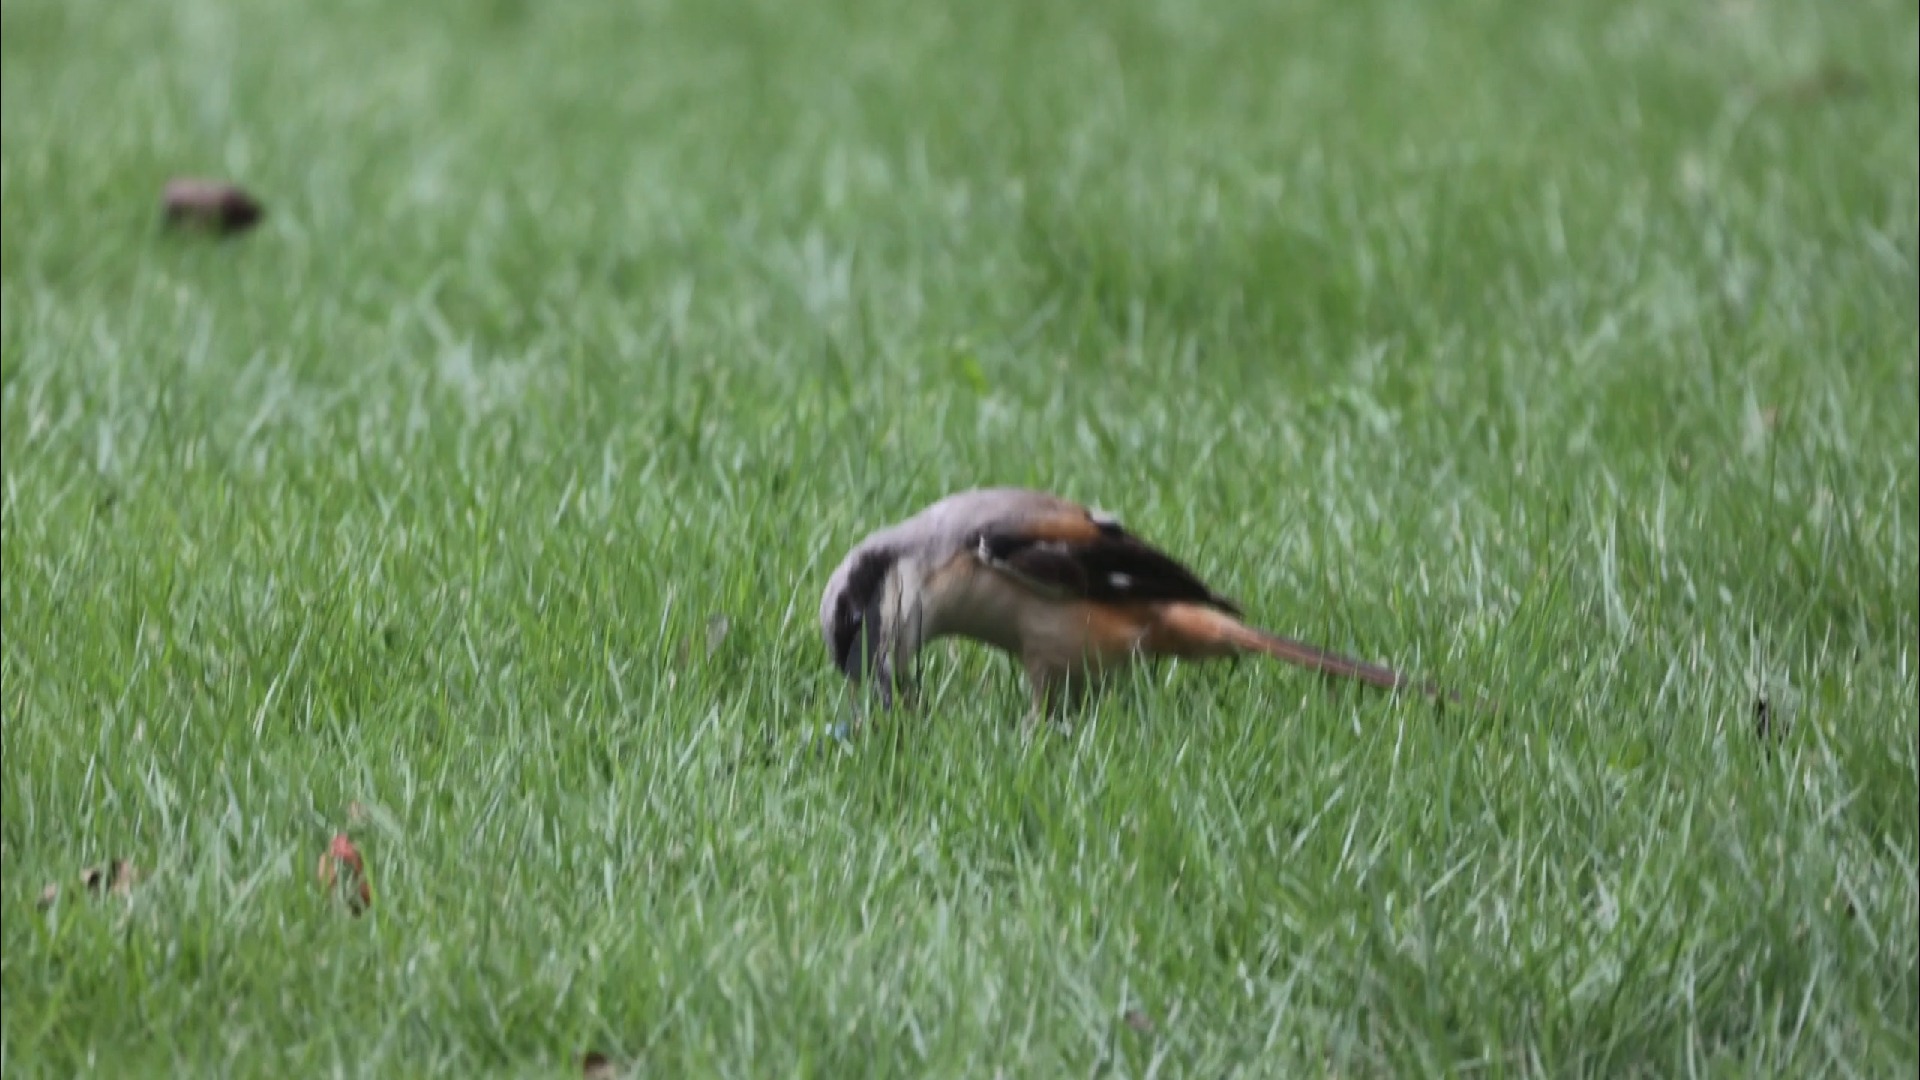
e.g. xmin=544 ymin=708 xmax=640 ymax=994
xmin=1754 ymin=695 xmax=1784 ymax=743
xmin=317 ymin=833 xmax=372 ymax=915
xmin=82 ymin=858 xmax=142 ymax=896
xmin=1764 ymin=63 xmax=1869 ymax=107
xmin=581 ymin=1051 xmax=618 ymax=1079
xmin=162 ymin=178 xmax=264 ymax=235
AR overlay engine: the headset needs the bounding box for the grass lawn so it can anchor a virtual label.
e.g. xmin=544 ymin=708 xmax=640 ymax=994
xmin=3 ymin=0 xmax=1916 ymax=1074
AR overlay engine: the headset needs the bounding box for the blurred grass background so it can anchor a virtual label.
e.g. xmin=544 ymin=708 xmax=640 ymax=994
xmin=3 ymin=0 xmax=1916 ymax=1075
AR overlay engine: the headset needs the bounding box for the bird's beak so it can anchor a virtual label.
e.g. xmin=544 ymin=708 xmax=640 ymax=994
xmin=833 ymin=597 xmax=881 ymax=676
xmin=843 ymin=597 xmax=911 ymax=709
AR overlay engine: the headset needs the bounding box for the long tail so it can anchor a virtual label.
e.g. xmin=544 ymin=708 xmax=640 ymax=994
xmin=1241 ymin=625 xmax=1426 ymax=694
xmin=1158 ymin=604 xmax=1458 ymax=703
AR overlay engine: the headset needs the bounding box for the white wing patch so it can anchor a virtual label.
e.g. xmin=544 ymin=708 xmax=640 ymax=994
xmin=1107 ymin=572 xmax=1134 ymax=590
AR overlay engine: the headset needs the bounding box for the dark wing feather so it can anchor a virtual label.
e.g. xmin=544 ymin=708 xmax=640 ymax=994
xmin=975 ymin=516 xmax=1242 ymax=614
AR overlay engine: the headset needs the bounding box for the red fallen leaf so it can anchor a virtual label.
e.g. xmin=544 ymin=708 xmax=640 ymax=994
xmin=161 ymin=178 xmax=265 ymax=235
xmin=317 ymin=834 xmax=372 ymax=915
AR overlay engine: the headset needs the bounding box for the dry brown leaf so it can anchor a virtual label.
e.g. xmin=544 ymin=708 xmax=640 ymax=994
xmin=161 ymin=178 xmax=265 ymax=235
xmin=80 ymin=859 xmax=141 ymax=897
xmin=317 ymin=833 xmax=372 ymax=915
xmin=46 ymin=859 xmax=142 ymax=906
xmin=1767 ymin=64 xmax=1869 ymax=106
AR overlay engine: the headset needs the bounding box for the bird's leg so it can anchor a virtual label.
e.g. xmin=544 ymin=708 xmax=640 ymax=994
xmin=1021 ymin=663 xmax=1062 ymax=738
xmin=1021 ymin=663 xmax=1098 ymax=739
xmin=1021 ymin=689 xmax=1050 ymax=739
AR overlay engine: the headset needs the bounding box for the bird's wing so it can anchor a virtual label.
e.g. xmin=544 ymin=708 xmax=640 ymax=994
xmin=970 ymin=505 xmax=1242 ymax=614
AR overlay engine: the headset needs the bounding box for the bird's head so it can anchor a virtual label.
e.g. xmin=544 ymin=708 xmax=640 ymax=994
xmin=818 ymin=538 xmax=928 ymax=705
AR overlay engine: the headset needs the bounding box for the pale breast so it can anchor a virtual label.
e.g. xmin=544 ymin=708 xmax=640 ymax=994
xmin=924 ymin=555 xmax=1155 ymax=678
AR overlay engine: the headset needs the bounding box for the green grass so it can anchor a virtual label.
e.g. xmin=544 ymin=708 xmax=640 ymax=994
xmin=3 ymin=0 xmax=1916 ymax=1074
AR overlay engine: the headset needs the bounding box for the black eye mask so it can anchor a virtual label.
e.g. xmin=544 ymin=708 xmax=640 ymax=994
xmin=829 ymin=548 xmax=894 ymax=678
xmin=830 ymin=603 xmax=864 ymax=675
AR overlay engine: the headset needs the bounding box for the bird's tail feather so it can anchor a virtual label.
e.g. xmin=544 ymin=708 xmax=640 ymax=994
xmin=1238 ymin=624 xmax=1428 ymax=695
xmin=1160 ymin=604 xmax=1452 ymax=701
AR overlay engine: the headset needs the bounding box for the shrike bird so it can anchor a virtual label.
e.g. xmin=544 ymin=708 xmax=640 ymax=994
xmin=819 ymin=488 xmax=1460 ymax=715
